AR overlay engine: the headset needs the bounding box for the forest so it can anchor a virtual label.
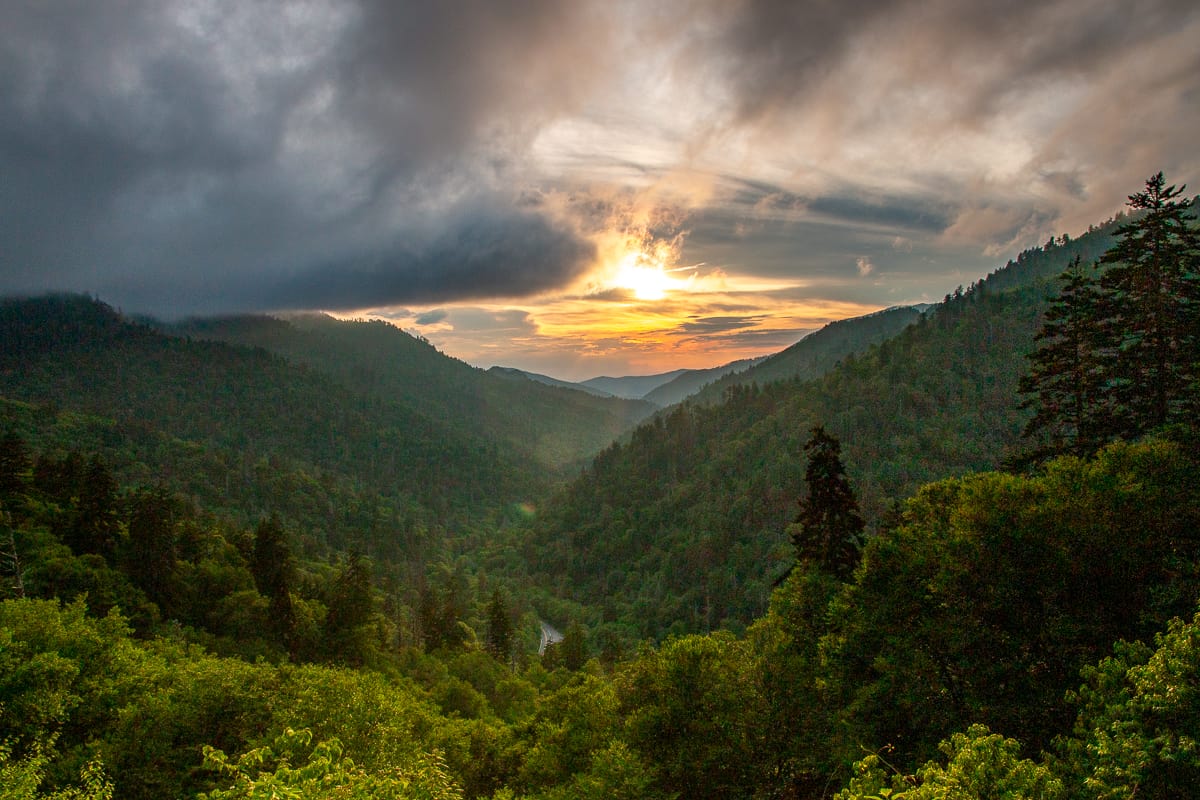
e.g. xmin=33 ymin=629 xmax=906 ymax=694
xmin=1 ymin=173 xmax=1198 ymax=799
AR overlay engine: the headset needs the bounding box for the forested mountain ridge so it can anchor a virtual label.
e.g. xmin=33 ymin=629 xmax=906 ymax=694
xmin=0 ymin=294 xmax=535 ymax=561
xmin=521 ymin=219 xmax=1127 ymax=643
xmin=690 ymin=303 xmax=928 ymax=404
xmin=167 ymin=312 xmax=656 ymax=476
xmin=640 ymin=355 xmax=764 ymax=407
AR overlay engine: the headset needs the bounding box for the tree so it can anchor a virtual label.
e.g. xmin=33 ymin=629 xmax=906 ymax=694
xmin=789 ymin=426 xmax=864 ymax=581
xmin=201 ymin=728 xmax=462 ymax=800
xmin=0 ymin=429 xmax=30 ymax=502
xmin=618 ymin=632 xmax=765 ymax=800
xmin=1059 ymin=607 xmax=1200 ymax=800
xmin=63 ymin=456 xmax=120 ymax=559
xmin=836 ymin=724 xmax=1062 ymax=800
xmin=483 ymin=588 xmax=513 ymax=663
xmin=249 ymin=516 xmax=297 ymax=653
xmin=124 ymin=486 xmax=180 ymax=615
xmin=322 ymin=552 xmax=375 ymax=665
xmin=1019 ymin=255 xmax=1110 ymax=459
xmin=1096 ymin=172 xmax=1200 ymax=437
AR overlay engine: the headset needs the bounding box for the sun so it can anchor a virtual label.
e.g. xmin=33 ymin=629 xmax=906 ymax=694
xmin=613 ymin=251 xmax=678 ymax=301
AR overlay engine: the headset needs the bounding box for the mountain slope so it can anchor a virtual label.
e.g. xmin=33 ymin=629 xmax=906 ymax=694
xmin=579 ymin=370 xmax=689 ymax=399
xmin=0 ymin=295 xmax=535 ymax=562
xmin=169 ymin=313 xmax=656 ymax=475
xmin=519 ymin=222 xmax=1124 ymax=643
xmin=640 ymin=356 xmax=764 ymax=407
xmin=487 ymin=366 xmax=615 ymax=398
xmin=690 ymin=304 xmax=928 ymax=404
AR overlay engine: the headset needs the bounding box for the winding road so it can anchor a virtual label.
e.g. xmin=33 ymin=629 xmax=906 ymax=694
xmin=538 ymin=621 xmax=563 ymax=655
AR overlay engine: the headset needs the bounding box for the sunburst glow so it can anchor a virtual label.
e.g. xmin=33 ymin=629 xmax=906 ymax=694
xmin=613 ymin=251 xmax=679 ymax=300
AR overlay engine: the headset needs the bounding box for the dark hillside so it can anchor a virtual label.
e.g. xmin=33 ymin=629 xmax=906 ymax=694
xmin=0 ymin=295 xmax=530 ymax=560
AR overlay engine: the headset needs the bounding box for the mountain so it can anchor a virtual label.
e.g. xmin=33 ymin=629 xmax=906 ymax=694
xmin=690 ymin=304 xmax=930 ymax=404
xmin=640 ymin=356 xmax=765 ymax=407
xmin=516 ymin=221 xmax=1125 ymax=644
xmin=486 ymin=366 xmax=615 ymax=398
xmin=579 ymin=370 xmax=690 ymax=399
xmin=0 ymin=295 xmax=528 ymax=563
xmin=168 ymin=313 xmax=656 ymax=475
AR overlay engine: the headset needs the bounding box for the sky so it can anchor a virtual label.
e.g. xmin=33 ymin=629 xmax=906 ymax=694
xmin=2 ymin=0 xmax=1198 ymax=381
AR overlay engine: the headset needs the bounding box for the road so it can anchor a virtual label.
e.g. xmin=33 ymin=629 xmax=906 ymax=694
xmin=538 ymin=621 xmax=563 ymax=655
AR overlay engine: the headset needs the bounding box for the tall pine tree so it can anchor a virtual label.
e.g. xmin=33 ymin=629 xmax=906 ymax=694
xmin=1019 ymin=255 xmax=1109 ymax=458
xmin=789 ymin=426 xmax=864 ymax=581
xmin=1097 ymin=172 xmax=1200 ymax=435
xmin=1020 ymin=173 xmax=1200 ymax=460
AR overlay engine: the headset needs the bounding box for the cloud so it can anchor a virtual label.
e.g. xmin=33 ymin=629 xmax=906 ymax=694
xmin=856 ymin=257 xmax=875 ymax=277
xmin=0 ymin=0 xmax=1198 ymax=377
xmin=0 ymin=0 xmax=611 ymax=315
xmin=678 ymin=315 xmax=764 ymax=335
xmin=258 ymin=203 xmax=596 ymax=311
xmin=414 ymin=309 xmax=449 ymax=326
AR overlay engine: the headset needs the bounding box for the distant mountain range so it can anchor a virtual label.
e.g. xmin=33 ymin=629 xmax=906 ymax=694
xmin=488 ymin=303 xmax=932 ymax=409
xmin=492 ymin=359 xmax=765 ymax=407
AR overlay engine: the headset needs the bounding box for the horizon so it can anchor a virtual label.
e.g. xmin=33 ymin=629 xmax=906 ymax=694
xmin=1 ymin=0 xmax=1197 ymax=378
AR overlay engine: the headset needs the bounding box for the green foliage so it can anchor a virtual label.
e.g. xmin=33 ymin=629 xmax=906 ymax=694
xmin=1096 ymin=173 xmax=1200 ymax=436
xmin=1019 ymin=255 xmax=1110 ymax=458
xmin=517 ymin=674 xmax=620 ymax=793
xmin=200 ymin=728 xmax=462 ymax=800
xmin=1022 ymin=174 xmax=1200 ymax=460
xmin=823 ymin=439 xmax=1200 ymax=767
xmin=168 ymin=312 xmax=654 ymax=478
xmin=0 ymin=739 xmax=112 ymax=800
xmin=618 ymin=632 xmax=764 ymax=799
xmin=749 ymin=566 xmax=846 ymax=795
xmin=836 ymin=725 xmax=1063 ymax=800
xmin=322 ymin=553 xmax=377 ymax=666
xmin=484 ymin=588 xmax=514 ymax=662
xmin=1059 ymin=608 xmax=1200 ymax=800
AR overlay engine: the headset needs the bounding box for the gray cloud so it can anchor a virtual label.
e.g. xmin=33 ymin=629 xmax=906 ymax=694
xmin=679 ymin=315 xmax=765 ymax=335
xmin=414 ymin=309 xmax=449 ymax=326
xmin=261 ymin=206 xmax=596 ymax=311
xmin=0 ymin=0 xmax=609 ymax=314
xmin=675 ymin=326 xmax=815 ymax=352
xmin=696 ymin=0 xmax=1200 ymax=127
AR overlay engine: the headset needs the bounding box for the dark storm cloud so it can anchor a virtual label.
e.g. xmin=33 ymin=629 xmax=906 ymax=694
xmin=261 ymin=206 xmax=596 ymax=310
xmin=0 ymin=0 xmax=608 ymax=314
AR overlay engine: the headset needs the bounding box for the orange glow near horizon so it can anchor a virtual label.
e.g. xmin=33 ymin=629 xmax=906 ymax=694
xmin=353 ymin=273 xmax=883 ymax=381
xmin=345 ymin=214 xmax=887 ymax=380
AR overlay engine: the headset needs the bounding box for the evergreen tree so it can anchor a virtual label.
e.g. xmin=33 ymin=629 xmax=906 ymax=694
xmin=790 ymin=426 xmax=864 ymax=581
xmin=0 ymin=429 xmax=30 ymax=502
xmin=250 ymin=515 xmax=297 ymax=652
xmin=1097 ymin=172 xmax=1200 ymax=436
xmin=483 ymin=587 xmax=514 ymax=662
xmin=1018 ymin=255 xmax=1109 ymax=458
xmin=322 ymin=552 xmax=374 ymax=665
xmin=64 ymin=455 xmax=120 ymax=559
xmin=556 ymin=622 xmax=589 ymax=671
xmin=124 ymin=486 xmax=180 ymax=615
